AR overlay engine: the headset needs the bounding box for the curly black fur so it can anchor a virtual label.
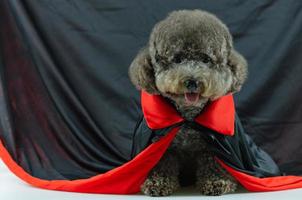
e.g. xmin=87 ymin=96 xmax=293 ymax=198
xmin=129 ymin=9 xmax=248 ymax=196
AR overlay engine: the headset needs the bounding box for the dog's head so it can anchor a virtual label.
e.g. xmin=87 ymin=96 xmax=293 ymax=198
xmin=129 ymin=10 xmax=247 ymax=111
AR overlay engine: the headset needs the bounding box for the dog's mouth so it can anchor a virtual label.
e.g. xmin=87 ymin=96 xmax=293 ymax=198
xmin=165 ymin=92 xmax=201 ymax=106
xmin=184 ymin=92 xmax=200 ymax=105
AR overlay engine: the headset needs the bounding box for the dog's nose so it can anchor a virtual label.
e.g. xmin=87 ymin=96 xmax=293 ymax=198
xmin=184 ymin=79 xmax=198 ymax=91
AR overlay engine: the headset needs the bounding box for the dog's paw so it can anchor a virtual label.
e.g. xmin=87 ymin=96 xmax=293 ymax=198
xmin=141 ymin=176 xmax=179 ymax=196
xmin=197 ymin=179 xmax=237 ymax=196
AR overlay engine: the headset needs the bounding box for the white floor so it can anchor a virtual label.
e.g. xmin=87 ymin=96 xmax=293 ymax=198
xmin=1 ymin=160 xmax=302 ymax=200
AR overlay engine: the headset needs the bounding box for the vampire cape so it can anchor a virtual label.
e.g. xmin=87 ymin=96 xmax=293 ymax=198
xmin=1 ymin=90 xmax=302 ymax=194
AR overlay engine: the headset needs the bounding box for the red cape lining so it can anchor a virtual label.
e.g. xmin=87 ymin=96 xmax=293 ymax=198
xmin=1 ymin=91 xmax=302 ymax=193
xmin=0 ymin=91 xmax=234 ymax=194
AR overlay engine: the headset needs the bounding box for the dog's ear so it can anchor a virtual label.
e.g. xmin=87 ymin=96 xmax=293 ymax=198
xmin=227 ymin=49 xmax=248 ymax=93
xmin=128 ymin=47 xmax=159 ymax=94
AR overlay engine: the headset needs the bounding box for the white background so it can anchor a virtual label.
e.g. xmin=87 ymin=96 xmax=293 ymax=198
xmin=1 ymin=159 xmax=302 ymax=200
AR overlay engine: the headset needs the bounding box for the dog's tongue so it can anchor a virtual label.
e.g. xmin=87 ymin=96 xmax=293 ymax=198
xmin=184 ymin=92 xmax=199 ymax=104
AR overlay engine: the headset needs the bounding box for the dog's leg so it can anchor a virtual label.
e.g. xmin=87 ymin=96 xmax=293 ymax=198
xmin=195 ymin=152 xmax=237 ymax=196
xmin=141 ymin=149 xmax=179 ymax=196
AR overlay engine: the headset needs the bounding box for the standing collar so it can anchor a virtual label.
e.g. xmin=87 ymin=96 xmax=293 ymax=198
xmin=141 ymin=91 xmax=235 ymax=136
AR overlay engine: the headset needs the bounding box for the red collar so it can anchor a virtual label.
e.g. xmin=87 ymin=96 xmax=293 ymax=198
xmin=141 ymin=91 xmax=235 ymax=136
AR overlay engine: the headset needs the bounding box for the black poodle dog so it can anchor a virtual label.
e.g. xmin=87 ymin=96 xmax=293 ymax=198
xmin=129 ymin=9 xmax=248 ymax=196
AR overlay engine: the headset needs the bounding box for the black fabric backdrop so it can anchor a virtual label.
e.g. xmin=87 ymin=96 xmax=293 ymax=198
xmin=0 ymin=0 xmax=302 ymax=180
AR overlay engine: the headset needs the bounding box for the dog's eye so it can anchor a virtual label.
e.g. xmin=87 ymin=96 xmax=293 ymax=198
xmin=201 ymin=54 xmax=212 ymax=64
xmin=172 ymin=53 xmax=183 ymax=64
xmin=202 ymin=57 xmax=211 ymax=63
xmin=155 ymin=54 xmax=160 ymax=63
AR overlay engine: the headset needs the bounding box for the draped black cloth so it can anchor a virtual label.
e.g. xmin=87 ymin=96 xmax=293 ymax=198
xmin=1 ymin=0 xmax=302 ymax=182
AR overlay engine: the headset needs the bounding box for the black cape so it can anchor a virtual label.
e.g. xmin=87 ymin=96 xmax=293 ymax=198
xmin=136 ymin=91 xmax=302 ymax=192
